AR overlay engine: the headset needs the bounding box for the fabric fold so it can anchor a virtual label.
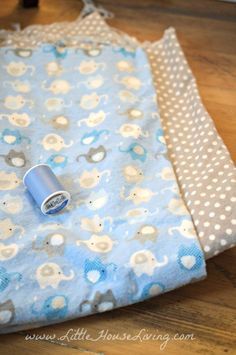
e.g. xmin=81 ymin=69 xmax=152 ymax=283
xmin=144 ymin=29 xmax=236 ymax=259
xmin=0 ymin=7 xmax=235 ymax=333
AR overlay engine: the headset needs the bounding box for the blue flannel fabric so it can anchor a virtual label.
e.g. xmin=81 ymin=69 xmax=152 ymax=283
xmin=0 ymin=42 xmax=206 ymax=333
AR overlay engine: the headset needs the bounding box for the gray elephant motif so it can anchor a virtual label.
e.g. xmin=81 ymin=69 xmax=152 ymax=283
xmin=5 ymin=48 xmax=33 ymax=58
xmin=80 ymin=290 xmax=116 ymax=313
xmin=32 ymin=232 xmax=66 ymax=257
xmin=0 ymin=149 xmax=27 ymax=168
xmin=51 ymin=116 xmax=70 ymax=129
xmin=41 ymin=115 xmax=70 ymax=130
xmin=76 ymin=146 xmax=108 ymax=164
xmin=130 ymin=225 xmax=159 ymax=243
xmin=76 ymin=44 xmax=103 ymax=57
xmin=0 ymin=299 xmax=15 ymax=325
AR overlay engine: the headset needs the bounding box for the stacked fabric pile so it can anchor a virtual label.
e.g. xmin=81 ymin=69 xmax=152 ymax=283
xmin=0 ymin=6 xmax=235 ymax=333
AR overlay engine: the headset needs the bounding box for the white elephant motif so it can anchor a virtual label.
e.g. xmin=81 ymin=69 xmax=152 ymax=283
xmin=129 ymin=250 xmax=168 ymax=276
xmin=40 ymin=134 xmax=73 ymax=151
xmin=0 ymin=218 xmax=24 ymax=240
xmin=123 ymin=165 xmax=144 ymax=183
xmin=42 ymin=80 xmax=73 ymax=94
xmin=44 ymin=98 xmax=72 ymax=111
xmin=78 ymin=75 xmax=105 ymax=89
xmin=119 ymin=90 xmax=138 ymax=103
xmin=168 ymin=199 xmax=188 ymax=216
xmin=156 ymin=167 xmax=176 ymax=181
xmin=77 ymin=168 xmax=110 ymax=189
xmin=0 ymin=113 xmax=31 ymax=127
xmin=3 ymin=80 xmax=31 ymax=93
xmin=118 ymin=124 xmax=149 ymax=139
xmin=160 ymin=185 xmax=179 ymax=195
xmin=77 ymin=189 xmax=108 ymax=211
xmin=0 ymin=171 xmax=21 ymax=190
xmin=76 ymin=60 xmax=105 ymax=75
xmin=116 ymin=61 xmax=134 ymax=72
xmin=45 ymin=62 xmax=63 ymax=76
xmin=79 ymin=93 xmax=107 ymax=110
xmin=169 ymin=220 xmax=196 ymax=239
xmin=121 ymin=186 xmax=158 ymax=205
xmin=80 ymin=215 xmax=103 ymax=233
xmin=36 ymin=262 xmax=74 ymax=289
xmin=3 ymin=95 xmax=33 ymax=110
xmin=80 ymin=215 xmax=112 ymax=233
xmin=0 ymin=243 xmax=19 ymax=261
xmin=4 ymin=62 xmax=35 ymax=76
xmin=115 ymin=75 xmax=142 ymax=90
xmin=0 ymin=194 xmax=23 ymax=214
xmin=77 ymin=234 xmax=116 ymax=253
xmin=77 ymin=111 xmax=108 ymax=127
xmin=122 ymin=207 xmax=159 ymax=224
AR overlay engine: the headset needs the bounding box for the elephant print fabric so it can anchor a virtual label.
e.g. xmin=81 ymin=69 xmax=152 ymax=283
xmin=0 ymin=41 xmax=206 ymax=333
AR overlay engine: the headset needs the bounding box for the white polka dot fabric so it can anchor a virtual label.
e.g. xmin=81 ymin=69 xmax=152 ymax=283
xmin=1 ymin=12 xmax=235 ymax=259
xmin=143 ymin=29 xmax=236 ymax=259
xmin=0 ymin=12 xmax=129 ymax=49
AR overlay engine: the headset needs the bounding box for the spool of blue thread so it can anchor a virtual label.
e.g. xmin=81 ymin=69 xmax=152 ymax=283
xmin=23 ymin=164 xmax=71 ymax=215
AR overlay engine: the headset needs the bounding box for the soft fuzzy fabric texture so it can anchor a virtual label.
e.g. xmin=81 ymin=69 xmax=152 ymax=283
xmin=1 ymin=12 xmax=235 ymax=259
xmin=0 ymin=25 xmax=206 ymax=333
xmin=0 ymin=8 xmax=235 ymax=333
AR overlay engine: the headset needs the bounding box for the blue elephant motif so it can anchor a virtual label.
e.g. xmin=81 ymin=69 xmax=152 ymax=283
xmin=140 ymin=282 xmax=165 ymax=300
xmin=84 ymin=258 xmax=117 ymax=284
xmin=43 ymin=42 xmax=68 ymax=59
xmin=113 ymin=47 xmax=136 ymax=58
xmin=0 ymin=129 xmax=31 ymax=145
xmin=156 ymin=128 xmax=165 ymax=145
xmin=155 ymin=128 xmax=167 ymax=155
xmin=46 ymin=154 xmax=68 ymax=169
xmin=31 ymin=295 xmax=69 ymax=320
xmin=178 ymin=245 xmax=203 ymax=271
xmin=80 ymin=129 xmax=110 ymax=145
xmin=119 ymin=143 xmax=147 ymax=162
xmin=0 ymin=266 xmax=22 ymax=292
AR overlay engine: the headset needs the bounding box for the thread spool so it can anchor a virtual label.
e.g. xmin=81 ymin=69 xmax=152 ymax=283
xmin=23 ymin=164 xmax=70 ymax=215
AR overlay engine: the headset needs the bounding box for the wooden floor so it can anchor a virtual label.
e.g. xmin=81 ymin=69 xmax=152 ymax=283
xmin=0 ymin=1 xmax=236 ymax=354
